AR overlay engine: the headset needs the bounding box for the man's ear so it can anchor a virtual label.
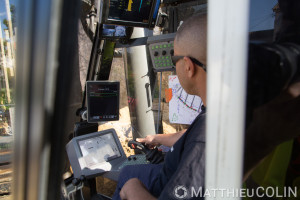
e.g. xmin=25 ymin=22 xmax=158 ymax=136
xmin=184 ymin=56 xmax=195 ymax=78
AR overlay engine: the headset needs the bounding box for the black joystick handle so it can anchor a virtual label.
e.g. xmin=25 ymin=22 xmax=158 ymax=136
xmin=127 ymin=140 xmax=164 ymax=164
xmin=128 ymin=140 xmax=150 ymax=154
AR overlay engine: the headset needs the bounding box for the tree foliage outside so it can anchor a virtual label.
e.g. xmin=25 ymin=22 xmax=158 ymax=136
xmin=2 ymin=4 xmax=16 ymax=31
xmin=2 ymin=19 xmax=9 ymax=30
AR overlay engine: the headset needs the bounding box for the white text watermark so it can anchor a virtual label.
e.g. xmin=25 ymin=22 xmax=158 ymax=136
xmin=173 ymin=185 xmax=298 ymax=199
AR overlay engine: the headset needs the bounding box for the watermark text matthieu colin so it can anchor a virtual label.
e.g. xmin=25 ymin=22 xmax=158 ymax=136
xmin=173 ymin=185 xmax=298 ymax=199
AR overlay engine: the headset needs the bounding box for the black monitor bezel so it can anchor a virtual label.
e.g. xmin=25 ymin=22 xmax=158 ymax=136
xmin=86 ymin=81 xmax=120 ymax=123
xmin=100 ymin=0 xmax=160 ymax=28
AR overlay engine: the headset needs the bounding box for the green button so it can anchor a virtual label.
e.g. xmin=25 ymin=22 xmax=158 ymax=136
xmin=160 ymin=45 xmax=163 ymax=48
xmin=155 ymin=46 xmax=159 ymax=49
xmin=163 ymin=44 xmax=167 ymax=48
xmin=162 ymin=56 xmax=165 ymax=59
xmin=166 ymin=56 xmax=169 ymax=59
xmin=152 ymin=46 xmax=155 ymax=50
xmin=163 ymin=64 xmax=166 ymax=67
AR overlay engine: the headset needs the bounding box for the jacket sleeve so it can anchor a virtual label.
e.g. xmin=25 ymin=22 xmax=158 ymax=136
xmin=158 ymin=141 xmax=205 ymax=200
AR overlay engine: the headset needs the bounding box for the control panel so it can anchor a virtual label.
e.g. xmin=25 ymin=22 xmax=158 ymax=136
xmin=118 ymin=154 xmax=149 ymax=169
xmin=147 ymin=33 xmax=176 ymax=72
xmin=149 ymin=42 xmax=174 ymax=72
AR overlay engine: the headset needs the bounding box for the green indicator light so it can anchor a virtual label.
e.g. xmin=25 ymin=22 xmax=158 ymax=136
xmin=156 ymin=46 xmax=159 ymax=49
xmin=163 ymin=44 xmax=167 ymax=48
xmin=152 ymin=46 xmax=155 ymax=50
xmin=162 ymin=56 xmax=165 ymax=59
xmin=166 ymin=56 xmax=169 ymax=59
xmin=164 ymin=64 xmax=166 ymax=67
xmin=160 ymin=45 xmax=163 ymax=48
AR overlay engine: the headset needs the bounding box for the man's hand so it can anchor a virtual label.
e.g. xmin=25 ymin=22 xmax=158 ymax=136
xmin=120 ymin=178 xmax=156 ymax=200
xmin=136 ymin=135 xmax=159 ymax=149
xmin=137 ymin=130 xmax=187 ymax=148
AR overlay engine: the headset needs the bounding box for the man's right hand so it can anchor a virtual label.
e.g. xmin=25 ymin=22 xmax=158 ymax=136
xmin=136 ymin=130 xmax=187 ymax=148
xmin=136 ymin=135 xmax=159 ymax=149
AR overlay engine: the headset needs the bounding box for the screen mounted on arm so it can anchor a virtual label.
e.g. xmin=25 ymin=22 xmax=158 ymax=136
xmin=86 ymin=81 xmax=120 ymax=123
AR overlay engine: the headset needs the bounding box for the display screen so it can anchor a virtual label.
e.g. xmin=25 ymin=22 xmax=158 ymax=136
xmin=102 ymin=24 xmax=127 ymax=38
xmin=107 ymin=0 xmax=158 ymax=25
xmin=87 ymin=81 xmax=120 ymax=122
xmin=78 ymin=132 xmax=121 ymax=168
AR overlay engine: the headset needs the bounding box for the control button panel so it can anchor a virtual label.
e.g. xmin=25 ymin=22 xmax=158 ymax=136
xmin=147 ymin=33 xmax=176 ymax=72
xmin=149 ymin=42 xmax=175 ymax=72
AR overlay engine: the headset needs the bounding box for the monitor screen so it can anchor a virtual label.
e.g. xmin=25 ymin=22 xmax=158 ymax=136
xmin=78 ymin=132 xmax=121 ymax=169
xmin=86 ymin=81 xmax=120 ymax=122
xmin=102 ymin=24 xmax=127 ymax=38
xmin=102 ymin=0 xmax=160 ymax=28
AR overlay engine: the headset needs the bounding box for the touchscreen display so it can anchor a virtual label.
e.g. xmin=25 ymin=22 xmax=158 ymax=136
xmin=78 ymin=132 xmax=121 ymax=168
xmin=87 ymin=81 xmax=120 ymax=122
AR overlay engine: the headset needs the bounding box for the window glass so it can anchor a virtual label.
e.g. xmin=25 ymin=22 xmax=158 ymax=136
xmin=0 ymin=0 xmax=17 ymax=198
xmin=244 ymin=1 xmax=300 ymax=199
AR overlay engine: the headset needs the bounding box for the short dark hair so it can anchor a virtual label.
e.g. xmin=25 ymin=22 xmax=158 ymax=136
xmin=175 ymin=13 xmax=207 ymax=42
xmin=174 ymin=13 xmax=207 ymax=65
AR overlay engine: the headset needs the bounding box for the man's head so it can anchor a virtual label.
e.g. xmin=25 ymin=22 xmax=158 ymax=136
xmin=174 ymin=14 xmax=207 ymax=105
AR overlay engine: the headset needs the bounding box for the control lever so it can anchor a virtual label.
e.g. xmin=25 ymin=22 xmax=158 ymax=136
xmin=61 ymin=174 xmax=84 ymax=200
xmin=128 ymin=140 xmax=149 ymax=153
xmin=128 ymin=140 xmax=164 ymax=164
